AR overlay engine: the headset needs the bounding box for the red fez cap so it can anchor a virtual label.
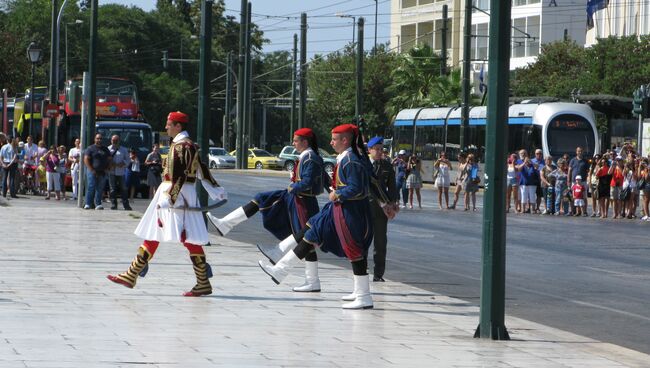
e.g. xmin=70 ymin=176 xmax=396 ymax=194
xmin=331 ymin=123 xmax=358 ymax=135
xmin=294 ymin=127 xmax=314 ymax=138
xmin=167 ymin=111 xmax=189 ymax=124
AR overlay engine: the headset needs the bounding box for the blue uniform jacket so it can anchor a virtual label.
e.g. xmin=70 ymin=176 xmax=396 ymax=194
xmin=289 ymin=149 xmax=326 ymax=196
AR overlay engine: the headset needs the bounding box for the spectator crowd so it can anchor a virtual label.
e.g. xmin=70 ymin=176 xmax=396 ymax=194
xmin=0 ymin=132 xmax=164 ymax=210
xmin=391 ymin=143 xmax=650 ymax=222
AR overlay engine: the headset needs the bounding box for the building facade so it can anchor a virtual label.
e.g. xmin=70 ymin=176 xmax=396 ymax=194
xmin=390 ymin=0 xmax=587 ymax=75
xmin=586 ymin=0 xmax=650 ymax=46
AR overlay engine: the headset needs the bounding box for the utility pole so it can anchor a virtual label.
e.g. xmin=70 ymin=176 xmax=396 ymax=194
xmin=475 ymin=0 xmax=511 ymax=341
xmin=374 ymin=0 xmax=378 ymax=53
xmin=48 ymin=0 xmax=58 ymax=145
xmin=197 ymin=0 xmax=212 ymax=210
xmin=441 ymin=4 xmax=448 ymax=76
xmin=87 ymin=0 xmax=97 ymax=149
xmin=355 ymin=17 xmax=364 ymax=122
xmin=235 ymin=0 xmax=247 ymax=169
xmin=224 ymin=51 xmax=233 ymax=151
xmin=461 ymin=0 xmax=472 ymax=153
xmin=299 ymin=13 xmax=307 ymax=129
xmin=290 ymin=33 xmax=297 ymax=141
xmin=244 ymin=1 xmax=252 ymax=165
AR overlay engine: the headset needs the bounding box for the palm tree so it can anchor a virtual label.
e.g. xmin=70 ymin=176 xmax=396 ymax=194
xmin=427 ymin=68 xmax=462 ymax=107
xmin=385 ymin=44 xmax=442 ymax=120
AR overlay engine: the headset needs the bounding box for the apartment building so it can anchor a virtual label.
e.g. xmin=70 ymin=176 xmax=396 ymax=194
xmin=390 ymin=0 xmax=586 ymax=74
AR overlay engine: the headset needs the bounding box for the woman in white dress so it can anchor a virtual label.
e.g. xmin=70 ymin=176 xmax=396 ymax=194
xmin=434 ymin=151 xmax=452 ymax=209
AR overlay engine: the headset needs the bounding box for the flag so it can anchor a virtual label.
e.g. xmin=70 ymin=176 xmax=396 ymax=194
xmin=587 ymin=0 xmax=609 ymax=30
xmin=478 ymin=63 xmax=486 ymax=94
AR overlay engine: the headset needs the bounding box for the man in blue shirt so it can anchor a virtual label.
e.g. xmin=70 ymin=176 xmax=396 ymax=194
xmin=531 ymin=149 xmax=545 ymax=213
xmin=0 ymin=134 xmax=18 ymax=198
xmin=567 ymin=146 xmax=590 ymax=216
xmin=516 ymin=149 xmax=540 ymax=213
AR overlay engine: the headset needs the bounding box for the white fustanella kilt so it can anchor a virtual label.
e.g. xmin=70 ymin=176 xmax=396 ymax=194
xmin=134 ymin=180 xmax=226 ymax=245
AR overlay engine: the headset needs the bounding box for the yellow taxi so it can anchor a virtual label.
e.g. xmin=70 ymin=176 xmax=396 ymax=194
xmin=229 ymin=148 xmax=284 ymax=170
xmin=159 ymin=146 xmax=169 ymax=161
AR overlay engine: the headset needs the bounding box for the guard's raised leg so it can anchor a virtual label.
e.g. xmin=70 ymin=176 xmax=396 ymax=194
xmin=107 ymin=240 xmax=159 ymax=288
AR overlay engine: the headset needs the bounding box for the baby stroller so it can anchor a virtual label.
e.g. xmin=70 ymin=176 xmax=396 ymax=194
xmin=19 ymin=163 xmax=39 ymax=195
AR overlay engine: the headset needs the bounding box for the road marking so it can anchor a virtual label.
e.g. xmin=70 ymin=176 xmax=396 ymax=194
xmin=387 ymin=256 xmax=650 ymax=323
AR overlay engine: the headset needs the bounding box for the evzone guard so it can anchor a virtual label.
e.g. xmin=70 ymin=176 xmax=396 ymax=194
xmin=107 ymin=111 xmax=227 ymax=296
xmin=258 ymin=123 xmax=376 ymax=309
xmin=206 ymin=127 xmax=329 ymax=292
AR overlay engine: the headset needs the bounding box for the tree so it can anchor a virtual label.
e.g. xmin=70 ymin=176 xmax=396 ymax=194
xmin=511 ymin=40 xmax=589 ymax=98
xmin=384 ymin=45 xmax=443 ymax=120
xmin=306 ymin=44 xmax=399 ymax=143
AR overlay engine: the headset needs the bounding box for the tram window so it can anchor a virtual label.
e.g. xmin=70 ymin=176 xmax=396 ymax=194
xmin=466 ymin=125 xmax=486 ymax=162
xmin=446 ymin=125 xmax=460 ymax=160
xmin=393 ymin=125 xmax=414 ymax=155
xmin=547 ymin=115 xmax=595 ymax=158
xmin=417 ymin=126 xmax=445 ymax=160
xmin=508 ymin=125 xmax=542 ymax=155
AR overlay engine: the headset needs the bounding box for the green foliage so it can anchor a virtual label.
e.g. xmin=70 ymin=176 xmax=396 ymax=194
xmin=137 ymin=72 xmax=194 ymax=132
xmin=512 ymin=36 xmax=650 ymax=98
xmin=306 ymin=44 xmax=399 ymax=143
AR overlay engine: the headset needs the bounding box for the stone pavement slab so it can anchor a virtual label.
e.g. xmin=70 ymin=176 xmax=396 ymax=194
xmin=0 ymin=198 xmax=649 ymax=367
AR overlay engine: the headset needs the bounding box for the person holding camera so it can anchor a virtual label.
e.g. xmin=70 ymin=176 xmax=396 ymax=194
xmin=637 ymin=159 xmax=650 ymax=221
xmin=516 ymin=149 xmax=540 ymax=214
xmin=434 ymin=151 xmax=452 ymax=209
xmin=145 ymin=143 xmax=163 ymax=198
xmin=608 ymin=157 xmax=625 ymax=219
xmin=43 ymin=145 xmax=62 ymax=201
xmin=595 ymin=156 xmax=612 ymax=218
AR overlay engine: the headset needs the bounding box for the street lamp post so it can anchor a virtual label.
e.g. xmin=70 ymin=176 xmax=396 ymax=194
xmin=65 ymin=20 xmax=83 ymax=82
xmin=374 ymin=0 xmax=378 ymax=53
xmin=27 ymin=42 xmax=42 ymax=138
xmin=336 ymin=13 xmax=356 ymax=46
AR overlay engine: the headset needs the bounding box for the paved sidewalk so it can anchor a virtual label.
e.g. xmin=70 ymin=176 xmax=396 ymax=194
xmin=0 ymin=197 xmax=648 ymax=367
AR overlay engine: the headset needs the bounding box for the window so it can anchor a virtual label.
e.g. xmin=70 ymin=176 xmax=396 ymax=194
xmin=526 ymin=16 xmax=540 ymax=57
xmin=511 ymin=18 xmax=526 ymax=58
xmin=511 ymin=16 xmax=540 ymax=58
xmin=402 ymin=0 xmax=417 ymax=8
xmin=472 ymin=23 xmax=489 ymax=60
xmin=473 ymin=0 xmax=489 ymax=12
xmin=419 ymin=0 xmax=434 ymax=4
xmin=434 ymin=19 xmax=453 ymax=51
xmin=401 ymin=24 xmax=417 ymax=52
xmin=417 ymin=21 xmax=434 ymax=48
xmin=514 ymin=0 xmax=540 ymax=5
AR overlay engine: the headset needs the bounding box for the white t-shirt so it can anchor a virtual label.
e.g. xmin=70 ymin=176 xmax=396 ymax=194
xmin=68 ymin=147 xmax=81 ymax=170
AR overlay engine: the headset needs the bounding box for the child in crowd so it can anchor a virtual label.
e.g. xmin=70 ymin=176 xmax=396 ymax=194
xmin=571 ymin=175 xmax=585 ymax=217
xmin=552 ymin=159 xmax=570 ymax=216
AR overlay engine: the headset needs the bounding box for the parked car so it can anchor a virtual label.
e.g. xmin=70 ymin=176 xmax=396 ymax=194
xmin=208 ymin=147 xmax=235 ymax=169
xmin=278 ymin=146 xmax=336 ymax=176
xmin=229 ymin=148 xmax=284 ymax=170
xmin=159 ymin=145 xmax=169 ymax=162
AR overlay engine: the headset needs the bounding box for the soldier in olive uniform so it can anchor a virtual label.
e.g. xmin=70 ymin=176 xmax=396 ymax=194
xmin=367 ymin=137 xmax=399 ymax=282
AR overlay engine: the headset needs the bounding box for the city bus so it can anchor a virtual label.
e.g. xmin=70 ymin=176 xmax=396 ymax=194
xmin=392 ymin=102 xmax=600 ymax=181
xmin=58 ymin=77 xmax=140 ymax=146
xmin=13 ymin=87 xmax=47 ymax=141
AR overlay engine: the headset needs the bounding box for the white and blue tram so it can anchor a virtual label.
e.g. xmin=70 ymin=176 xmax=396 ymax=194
xmin=392 ymin=102 xmax=600 ymax=180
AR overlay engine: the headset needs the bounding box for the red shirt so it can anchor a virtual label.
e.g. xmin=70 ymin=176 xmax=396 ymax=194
xmin=610 ymin=167 xmax=624 ymax=187
xmin=571 ymin=183 xmax=584 ymax=199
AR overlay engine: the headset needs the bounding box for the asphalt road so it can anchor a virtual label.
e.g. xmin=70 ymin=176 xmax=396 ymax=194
xmin=131 ymin=170 xmax=650 ymax=355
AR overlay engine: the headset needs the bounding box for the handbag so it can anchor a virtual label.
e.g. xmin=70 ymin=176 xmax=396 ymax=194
xmin=637 ymin=178 xmax=646 ymax=191
xmin=621 ymin=186 xmax=631 ymax=200
xmin=432 ymin=167 xmax=439 ymax=182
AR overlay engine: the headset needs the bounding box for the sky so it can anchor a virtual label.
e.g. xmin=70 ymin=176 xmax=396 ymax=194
xmin=104 ymin=0 xmax=392 ymax=59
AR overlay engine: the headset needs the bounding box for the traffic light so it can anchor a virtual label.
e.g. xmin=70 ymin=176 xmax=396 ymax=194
xmin=162 ymin=50 xmax=168 ymax=69
xmin=633 ymin=87 xmax=645 ymax=117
